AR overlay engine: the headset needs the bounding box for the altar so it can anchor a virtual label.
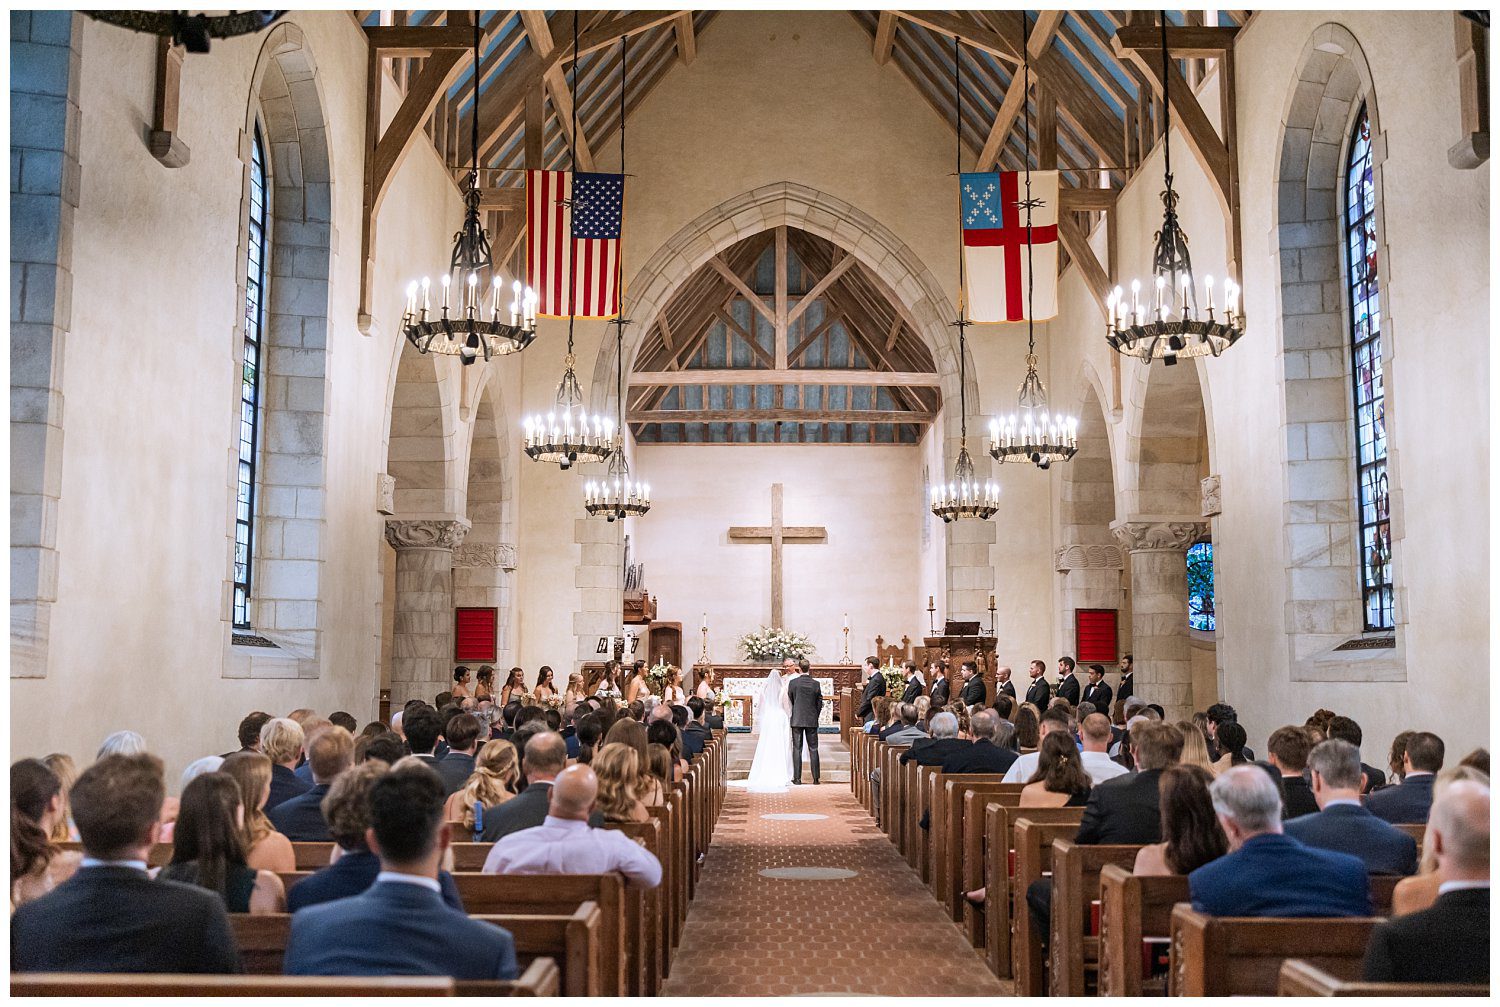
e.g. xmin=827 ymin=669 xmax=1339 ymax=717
xmin=692 ymin=663 xmax=859 ymax=730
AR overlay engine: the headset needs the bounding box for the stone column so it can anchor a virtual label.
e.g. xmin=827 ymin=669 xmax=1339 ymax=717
xmin=1054 ymin=543 xmax=1126 ymax=655
xmin=453 ymin=541 xmax=516 ymax=665
xmin=385 ymin=517 xmax=469 ymax=708
xmin=1111 ymin=520 xmax=1207 ymax=721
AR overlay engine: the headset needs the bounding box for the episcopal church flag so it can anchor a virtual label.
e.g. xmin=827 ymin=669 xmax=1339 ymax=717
xmin=527 ymin=169 xmax=624 ymax=318
xmin=960 ymin=169 xmax=1059 ymax=322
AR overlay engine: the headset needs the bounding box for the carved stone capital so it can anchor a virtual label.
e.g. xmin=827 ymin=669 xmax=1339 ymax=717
xmin=1111 ymin=520 xmax=1207 ymax=553
xmin=383 ymin=518 xmax=470 ymax=551
xmin=1201 ymin=474 xmax=1222 ymax=518
xmin=1054 ymin=544 xmax=1126 ymax=573
xmin=453 ymin=542 xmax=517 ymax=571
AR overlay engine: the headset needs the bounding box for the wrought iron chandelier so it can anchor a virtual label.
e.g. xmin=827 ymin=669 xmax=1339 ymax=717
xmin=523 ymin=15 xmax=612 ymax=470
xmin=85 ymin=11 xmax=283 ymax=52
xmin=1106 ymin=12 xmax=1243 ymax=365
xmin=585 ymin=38 xmax=650 ymax=521
xmin=991 ymin=10 xmax=1078 ymax=470
xmin=401 ymin=17 xmax=536 ymax=366
xmin=932 ymin=35 xmax=998 ymax=524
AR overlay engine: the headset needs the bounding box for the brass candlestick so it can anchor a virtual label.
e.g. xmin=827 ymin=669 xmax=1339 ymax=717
xmin=840 ymin=625 xmax=853 ymax=665
xmin=698 ymin=625 xmax=710 ymax=665
xmin=927 ymin=595 xmax=937 ymax=636
xmin=988 ymin=593 xmax=997 ymax=637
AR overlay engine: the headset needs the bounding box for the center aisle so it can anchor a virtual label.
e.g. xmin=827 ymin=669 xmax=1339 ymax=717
xmin=662 ymin=739 xmax=1010 ymax=996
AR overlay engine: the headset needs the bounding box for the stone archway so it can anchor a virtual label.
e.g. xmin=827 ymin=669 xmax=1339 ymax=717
xmin=572 ymin=181 xmax=993 ymax=668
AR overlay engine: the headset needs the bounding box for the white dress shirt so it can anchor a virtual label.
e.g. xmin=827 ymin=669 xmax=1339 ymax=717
xmin=374 ymin=871 xmax=441 ymax=894
xmin=1003 ymin=747 xmax=1127 ymax=785
xmin=483 ymin=815 xmax=663 ymax=889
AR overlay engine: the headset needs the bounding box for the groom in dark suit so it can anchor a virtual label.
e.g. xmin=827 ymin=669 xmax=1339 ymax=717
xmin=787 ymin=658 xmax=823 ymax=785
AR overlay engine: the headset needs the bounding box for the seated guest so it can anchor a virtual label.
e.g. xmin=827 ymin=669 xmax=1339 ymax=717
xmin=705 ymin=701 xmax=726 ymax=730
xmin=1020 ymin=732 xmax=1092 ymax=808
xmin=12 ymin=753 xmax=242 ymax=973
xmin=1363 ymin=780 xmax=1489 ymax=984
xmin=646 ymin=744 xmax=676 ymax=796
xmin=647 ymin=718 xmax=689 ymax=780
xmin=942 ymin=710 xmax=1018 ymax=775
xmin=96 ymin=730 xmax=147 ymax=760
xmin=683 ymin=698 xmax=713 ymax=755
xmin=41 ymin=753 xmax=78 ymax=844
xmin=1366 ymin=731 xmax=1444 ymax=824
xmin=259 ymin=717 xmax=310 ymax=810
xmin=901 ymin=711 xmax=969 ymax=766
xmin=1077 ymin=721 xmax=1185 ymax=844
xmin=1134 ymin=765 xmax=1228 ymax=877
xmin=882 ymin=703 xmax=929 ymax=744
xmin=1384 ymin=730 xmax=1414 ymax=788
xmin=11 ymin=759 xmax=81 ymax=908
xmin=1190 ymin=765 xmax=1370 ymax=917
xmin=604 ymin=719 xmax=663 ymax=806
xmin=1459 ymin=747 xmax=1489 ymax=776
xmin=435 ymin=713 xmax=482 ymax=796
xmin=287 ymin=761 xmax=464 ymax=912
xmin=292 ymin=718 xmax=330 ymax=784
xmin=1390 ymin=765 xmax=1490 ymax=915
xmin=1285 ymin=739 xmax=1418 ymax=876
xmin=160 ymin=773 xmax=284 ymax=913
xmin=479 ymin=732 xmax=603 ymax=842
xmin=483 ymin=765 xmax=662 ymax=889
xmin=268 ymin=726 xmax=354 ymax=841
xmin=574 ymin=712 xmax=605 ymax=765
xmin=222 ymin=711 xmax=272 ymax=759
xmin=443 ymin=739 xmax=519 ymax=836
xmin=673 ymin=705 xmax=704 ymax=759
xmin=359 ymin=733 xmax=406 ymax=766
xmin=592 ymin=744 xmax=651 ymax=823
xmin=328 ymin=711 xmax=358 ymax=733
xmin=1174 ymin=720 xmax=1216 ymax=773
xmin=285 ymin=765 xmax=516 ymax=978
xmin=1205 ymin=703 xmax=1255 ymax=762
xmin=865 ymin=696 xmax=891 ymax=734
xmin=1014 ymin=704 xmax=1041 ymax=753
xmin=1078 ymin=713 xmax=1130 ymax=784
xmin=1002 ymin=707 xmax=1075 ymax=783
xmin=1209 ymin=720 xmax=1250 ymax=776
xmin=1325 ymin=715 xmax=1385 ymax=792
xmin=220 ymin=752 xmax=296 ymax=873
xmin=403 ymin=706 xmax=446 ymax=770
xmin=1266 ymin=726 xmax=1320 ymax=819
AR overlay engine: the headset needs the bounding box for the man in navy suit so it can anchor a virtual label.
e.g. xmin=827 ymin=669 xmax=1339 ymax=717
xmin=269 ymin=725 xmax=354 ymax=842
xmin=12 ymin=753 xmax=242 ymax=974
xmin=435 ymin=713 xmax=482 ymax=795
xmin=856 ymin=657 xmax=887 ymax=720
xmin=262 ymin=717 xmax=312 ymax=810
xmin=1191 ymin=766 xmax=1371 ymax=918
xmin=1365 ymin=731 xmax=1444 ymax=824
xmin=1266 ymin=726 xmax=1320 ymax=819
xmin=284 ymin=764 xmax=518 ymax=979
xmin=1325 ymin=715 xmax=1385 ymax=793
xmin=480 ymin=731 xmax=602 ymax=842
xmin=1285 ymin=739 xmax=1418 ymax=876
xmin=1363 ymin=780 xmax=1489 ymax=984
xmin=293 ymin=717 xmax=330 ymax=785
xmin=941 ymin=710 xmax=1017 ymax=775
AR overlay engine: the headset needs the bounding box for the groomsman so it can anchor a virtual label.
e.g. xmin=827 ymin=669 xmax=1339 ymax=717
xmin=1081 ymin=664 xmax=1113 ymax=713
xmin=994 ymin=666 xmax=1017 ymax=702
xmin=1055 ymin=656 xmax=1081 ymax=706
xmin=899 ymin=661 xmax=923 ymax=704
xmin=959 ymin=661 xmax=987 ymax=707
xmin=856 ymin=657 xmax=885 ymax=721
xmin=1116 ymin=654 xmax=1134 ymax=704
xmin=1024 ymin=660 xmax=1051 ymax=708
xmin=928 ymin=660 xmax=951 ymax=707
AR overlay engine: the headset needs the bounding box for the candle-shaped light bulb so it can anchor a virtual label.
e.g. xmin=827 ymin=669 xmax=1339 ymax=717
xmin=1204 ymin=275 xmax=1215 ymax=313
xmin=421 ymin=276 xmax=431 ymax=312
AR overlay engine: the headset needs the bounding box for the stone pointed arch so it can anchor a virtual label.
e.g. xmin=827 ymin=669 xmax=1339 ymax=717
xmin=1271 ymin=22 xmax=1405 ymax=681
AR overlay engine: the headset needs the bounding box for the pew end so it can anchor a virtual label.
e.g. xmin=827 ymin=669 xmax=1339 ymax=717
xmin=1277 ymin=959 xmax=1488 ymax=997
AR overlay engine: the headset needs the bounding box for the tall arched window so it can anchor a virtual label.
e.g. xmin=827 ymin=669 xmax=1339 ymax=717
xmin=234 ymin=124 xmax=269 ymax=629
xmin=1187 ymin=540 xmax=1215 ymax=632
xmin=1344 ymin=106 xmax=1392 ymax=632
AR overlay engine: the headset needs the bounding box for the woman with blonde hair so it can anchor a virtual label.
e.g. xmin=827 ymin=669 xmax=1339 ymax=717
xmin=220 ymin=751 xmax=296 ymax=873
xmin=1390 ymin=764 xmax=1489 ymax=916
xmin=604 ymin=719 xmax=662 ymax=805
xmin=694 ymin=666 xmax=717 ymax=701
xmin=593 ymin=744 xmax=650 ymax=823
xmin=661 ymin=666 xmax=687 ymax=705
xmin=41 ymin=753 xmax=77 ymax=843
xmin=444 ymin=740 xmax=520 ymax=834
xmin=1019 ymin=733 xmax=1093 ymax=808
xmin=646 ymin=744 xmax=675 ymax=799
xmin=1174 ymin=720 xmax=1216 ymax=772
xmin=564 ymin=672 xmax=587 ymax=707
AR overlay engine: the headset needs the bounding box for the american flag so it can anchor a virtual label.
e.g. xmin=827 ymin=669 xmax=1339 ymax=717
xmin=527 ymin=169 xmax=624 ymax=318
xmin=960 ymin=169 xmax=1059 ymax=322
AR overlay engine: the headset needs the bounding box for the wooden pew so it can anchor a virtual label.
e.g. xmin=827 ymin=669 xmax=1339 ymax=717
xmin=937 ymin=778 xmax=1017 ymax=919
xmin=1048 ymin=839 xmax=1144 ymax=995
xmin=1168 ymin=905 xmax=1381 ymax=996
xmin=838 ymin=687 xmax=854 ymax=745
xmin=1278 ymin=959 xmax=1488 ymax=997
xmin=58 ymin=841 xmax=171 ymax=867
xmin=1010 ymin=818 xmax=1084 ymax=994
xmin=608 ymin=817 xmax=666 ymax=995
xmin=1097 ymin=864 xmax=1189 ymax=997
xmin=878 ymin=743 xmax=910 ymax=840
xmin=913 ymin=764 xmax=942 ymax=881
xmin=974 ymin=803 xmax=1083 ymax=975
xmin=900 ymin=756 xmax=922 ymax=868
xmin=11 ymin=961 xmax=560 ymax=997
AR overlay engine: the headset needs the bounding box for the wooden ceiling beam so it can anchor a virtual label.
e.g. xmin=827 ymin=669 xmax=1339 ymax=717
xmin=632 ymin=369 xmax=940 ymax=388
xmin=1028 ymin=11 xmax=1066 ymax=57
xmin=1112 ymin=24 xmax=1240 ymax=59
xmin=890 ymin=10 xmax=1020 ymax=65
xmin=673 ymin=12 xmax=696 ymax=64
xmin=628 ymin=407 xmax=934 ymax=425
xmin=716 ymin=308 xmax=774 ymax=368
xmin=520 ymin=10 xmax=595 ymax=172
xmin=874 ymin=12 xmax=898 ymax=64
xmin=708 ymin=255 xmax=776 ymax=326
xmin=1056 ymin=212 xmax=1111 ymax=317
xmin=785 ymin=251 xmax=856 ymax=325
xmin=364 ymin=24 xmax=474 ymax=55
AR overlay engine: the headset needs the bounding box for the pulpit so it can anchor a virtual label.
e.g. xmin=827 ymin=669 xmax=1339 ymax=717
xmin=919 ymin=632 xmax=999 ymax=705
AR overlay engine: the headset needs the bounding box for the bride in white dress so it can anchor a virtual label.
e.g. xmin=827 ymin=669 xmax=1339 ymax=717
xmin=744 ymin=668 xmax=794 ymax=792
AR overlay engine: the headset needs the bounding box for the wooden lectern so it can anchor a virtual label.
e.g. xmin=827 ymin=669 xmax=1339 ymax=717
xmin=920 ymin=622 xmax=999 ymax=705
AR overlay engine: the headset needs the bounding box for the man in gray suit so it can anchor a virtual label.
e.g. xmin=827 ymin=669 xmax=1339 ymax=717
xmin=787 ymin=658 xmax=823 ymax=785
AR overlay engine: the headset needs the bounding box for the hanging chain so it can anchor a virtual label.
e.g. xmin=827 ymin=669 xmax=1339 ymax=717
xmin=469 ymin=13 xmax=479 ymax=182
xmin=953 ymin=33 xmax=968 ymax=441
xmin=1021 ymin=9 xmax=1037 ymax=365
xmin=1159 ymin=10 xmax=1172 ymax=186
xmin=614 ymin=35 xmax=629 ymax=432
xmin=564 ymin=13 xmax=580 ymax=360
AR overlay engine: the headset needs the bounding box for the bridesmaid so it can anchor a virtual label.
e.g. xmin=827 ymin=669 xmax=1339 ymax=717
xmin=534 ymin=666 xmax=558 ymax=701
xmin=595 ymin=662 xmax=623 ymax=701
xmin=473 ymin=666 xmax=495 ymax=702
xmin=450 ymin=666 xmax=473 ymax=701
xmin=623 ymin=661 xmax=650 ymax=703
xmin=500 ymin=667 xmax=527 ymax=705
xmin=661 ymin=667 xmax=687 ymax=705
xmin=563 ymin=672 xmax=587 ymax=707
xmin=694 ymin=666 xmax=717 ymax=700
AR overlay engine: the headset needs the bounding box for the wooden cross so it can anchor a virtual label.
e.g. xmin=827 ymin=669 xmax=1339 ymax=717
xmin=728 ymin=483 xmax=827 ymax=630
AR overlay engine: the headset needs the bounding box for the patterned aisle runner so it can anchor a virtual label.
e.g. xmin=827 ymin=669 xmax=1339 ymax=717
xmin=660 ymin=740 xmax=1010 ymax=996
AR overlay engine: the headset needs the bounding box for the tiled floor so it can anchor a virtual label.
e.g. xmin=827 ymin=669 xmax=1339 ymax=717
xmin=661 ymin=740 xmax=1010 ymax=997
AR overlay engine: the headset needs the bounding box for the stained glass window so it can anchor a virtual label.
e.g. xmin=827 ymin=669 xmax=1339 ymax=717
xmin=234 ymin=125 xmax=269 ymax=629
xmin=1344 ymin=106 xmax=1392 ymax=632
xmin=1187 ymin=541 xmax=1215 ymax=632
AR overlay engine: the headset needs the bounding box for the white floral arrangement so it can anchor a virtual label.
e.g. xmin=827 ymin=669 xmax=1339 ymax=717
xmin=647 ymin=661 xmax=673 ymax=695
xmin=738 ymin=626 xmax=816 ymax=662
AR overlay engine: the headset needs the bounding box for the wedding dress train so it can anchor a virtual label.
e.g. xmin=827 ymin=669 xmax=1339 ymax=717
xmin=745 ymin=669 xmax=794 ymax=792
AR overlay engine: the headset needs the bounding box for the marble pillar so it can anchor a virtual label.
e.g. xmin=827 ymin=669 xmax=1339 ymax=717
xmin=1054 ymin=543 xmax=1127 ymax=657
xmin=385 ymin=517 xmax=469 ymax=708
xmin=1111 ymin=520 xmax=1207 ymax=721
